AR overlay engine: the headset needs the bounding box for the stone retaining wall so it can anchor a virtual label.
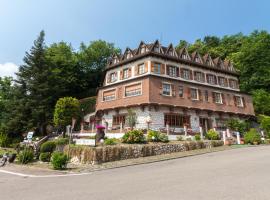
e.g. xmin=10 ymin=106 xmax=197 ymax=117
xmin=65 ymin=140 xmax=223 ymax=165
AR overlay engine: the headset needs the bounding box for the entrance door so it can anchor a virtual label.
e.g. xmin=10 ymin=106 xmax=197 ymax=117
xmin=199 ymin=118 xmax=211 ymax=133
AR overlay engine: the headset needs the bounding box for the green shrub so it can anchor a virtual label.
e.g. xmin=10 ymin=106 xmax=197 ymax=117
xmin=206 ymin=129 xmax=220 ymax=140
xmin=104 ymin=138 xmax=117 ymax=145
xmin=18 ymin=148 xmax=34 ymax=164
xmin=147 ymin=130 xmax=169 ymax=143
xmin=177 ymin=136 xmax=184 ymax=141
xmin=51 ymin=152 xmax=68 ymax=170
xmin=39 ymin=152 xmax=51 ymax=162
xmin=122 ymin=130 xmax=145 ymax=144
xmin=54 ymin=138 xmax=69 ymax=146
xmin=194 ymin=134 xmax=201 ymax=141
xmin=244 ymin=128 xmax=261 ymax=144
xmin=40 ymin=141 xmax=56 ymax=153
xmin=0 ymin=133 xmax=10 ymax=147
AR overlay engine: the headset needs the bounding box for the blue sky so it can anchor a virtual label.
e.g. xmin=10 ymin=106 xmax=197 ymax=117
xmin=0 ymin=0 xmax=269 ymax=77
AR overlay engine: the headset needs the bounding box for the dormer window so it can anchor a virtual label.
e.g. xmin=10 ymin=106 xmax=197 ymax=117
xmin=168 ymin=50 xmax=173 ymax=56
xmin=113 ymin=58 xmax=118 ymax=64
xmin=126 ymin=52 xmax=132 ymax=59
xmin=140 ymin=46 xmax=146 ymax=54
xmin=154 ymin=46 xmax=160 ymax=53
xmin=182 ymin=53 xmax=189 ymax=60
xmin=195 ymin=56 xmax=200 ymax=63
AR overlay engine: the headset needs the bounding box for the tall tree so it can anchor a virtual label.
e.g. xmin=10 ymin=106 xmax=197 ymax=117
xmin=16 ymin=30 xmax=51 ymax=135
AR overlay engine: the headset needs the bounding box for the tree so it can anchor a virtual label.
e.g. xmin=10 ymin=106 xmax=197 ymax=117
xmin=252 ymin=89 xmax=270 ymax=115
xmin=258 ymin=115 xmax=270 ymax=137
xmin=15 ymin=30 xmax=51 ymax=135
xmin=126 ymin=109 xmax=137 ymax=130
xmin=53 ymin=97 xmax=80 ymax=132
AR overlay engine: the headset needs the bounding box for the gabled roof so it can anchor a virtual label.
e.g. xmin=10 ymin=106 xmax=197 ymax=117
xmin=224 ymin=60 xmax=236 ymax=72
xmin=150 ymin=40 xmax=164 ymax=53
xmin=213 ymin=57 xmax=224 ymax=68
xmin=178 ymin=47 xmax=191 ymax=60
xmin=135 ymin=41 xmax=149 ymax=55
xmin=191 ymin=51 xmax=203 ymax=63
xmin=203 ymin=53 xmax=214 ymax=66
xmin=165 ymin=43 xmax=178 ymax=57
xmin=122 ymin=47 xmax=134 ymax=60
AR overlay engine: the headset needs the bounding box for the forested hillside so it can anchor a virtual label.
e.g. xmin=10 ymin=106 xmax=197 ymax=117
xmin=0 ymin=30 xmax=270 ymax=136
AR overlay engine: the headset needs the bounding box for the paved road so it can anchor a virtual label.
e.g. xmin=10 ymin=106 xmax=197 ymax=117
xmin=1 ymin=146 xmax=270 ymax=200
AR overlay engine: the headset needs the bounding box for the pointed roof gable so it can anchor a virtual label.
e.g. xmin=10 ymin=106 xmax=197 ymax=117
xmin=213 ymin=57 xmax=225 ymax=69
xmin=111 ymin=53 xmax=121 ymax=64
xmin=122 ymin=47 xmax=134 ymax=60
xmin=166 ymin=43 xmax=177 ymax=57
xmin=135 ymin=41 xmax=149 ymax=55
xmin=224 ymin=60 xmax=235 ymax=72
xmin=178 ymin=47 xmax=191 ymax=60
xmin=150 ymin=40 xmax=163 ymax=53
xmin=191 ymin=51 xmax=203 ymax=63
xmin=203 ymin=53 xmax=214 ymax=66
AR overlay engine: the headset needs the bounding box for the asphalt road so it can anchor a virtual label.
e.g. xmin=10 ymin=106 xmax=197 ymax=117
xmin=1 ymin=146 xmax=270 ymax=200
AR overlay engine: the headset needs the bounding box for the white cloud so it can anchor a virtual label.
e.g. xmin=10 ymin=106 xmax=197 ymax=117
xmin=0 ymin=62 xmax=19 ymax=78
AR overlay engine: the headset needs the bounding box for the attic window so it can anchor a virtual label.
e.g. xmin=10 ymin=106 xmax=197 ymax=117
xmin=113 ymin=58 xmax=118 ymax=64
xmin=126 ymin=52 xmax=132 ymax=59
xmin=182 ymin=53 xmax=188 ymax=59
xmin=195 ymin=56 xmax=200 ymax=63
xmin=206 ymin=59 xmax=213 ymax=66
xmin=140 ymin=46 xmax=146 ymax=54
xmin=168 ymin=50 xmax=173 ymax=56
xmin=154 ymin=46 xmax=159 ymax=53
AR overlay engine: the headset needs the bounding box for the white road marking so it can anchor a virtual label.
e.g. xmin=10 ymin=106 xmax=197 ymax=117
xmin=0 ymin=169 xmax=92 ymax=178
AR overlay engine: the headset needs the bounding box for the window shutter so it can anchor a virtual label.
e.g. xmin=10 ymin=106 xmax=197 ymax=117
xmin=172 ymin=84 xmax=176 ymax=96
xmin=199 ymin=89 xmax=203 ymax=101
xmin=144 ymin=61 xmax=148 ymax=73
xmin=187 ymin=88 xmax=191 ymax=99
xmin=221 ymin=93 xmax=226 ymax=105
xmin=225 ymin=78 xmax=228 ymax=87
xmin=206 ymin=74 xmax=209 ymax=83
xmin=166 ymin=65 xmax=169 ymax=75
xmin=242 ymin=97 xmax=246 ymax=107
xmin=214 ymin=76 xmax=217 ymax=84
xmin=135 ymin=65 xmax=139 ymax=75
xmin=180 ymin=68 xmax=184 ymax=78
xmin=120 ymin=70 xmax=123 ymax=80
xmin=161 ymin=64 xmax=165 ymax=74
xmin=128 ymin=68 xmax=131 ymax=77
xmin=212 ymin=92 xmax=216 ymax=103
xmin=107 ymin=74 xmax=111 ymax=83
xmin=176 ymin=67 xmax=180 ymax=77
xmin=159 ymin=81 xmax=163 ymax=95
xmin=202 ymin=72 xmax=205 ymax=82
xmin=189 ymin=70 xmax=193 ymax=80
xmin=151 ymin=62 xmax=154 ymax=72
xmin=233 ymin=96 xmax=237 ymax=106
xmin=118 ymin=87 xmax=122 ymax=99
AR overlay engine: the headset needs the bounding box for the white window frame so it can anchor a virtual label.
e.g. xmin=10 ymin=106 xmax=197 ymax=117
xmin=162 ymin=82 xmax=172 ymax=96
xmin=153 ymin=63 xmax=161 ymax=74
xmin=208 ymin=74 xmax=216 ymax=85
xmin=138 ymin=63 xmax=145 ymax=75
xmin=214 ymin=92 xmax=223 ymax=104
xmin=179 ymin=86 xmax=184 ymax=98
xmin=183 ymin=69 xmax=190 ymax=80
xmin=110 ymin=72 xmax=117 ymax=83
xmin=123 ymin=68 xmax=129 ymax=79
xmin=190 ymin=87 xmax=199 ymax=100
xmin=195 ymin=71 xmax=203 ymax=82
xmin=235 ymin=95 xmax=244 ymax=107
xmin=124 ymin=81 xmax=142 ymax=98
xmin=168 ymin=66 xmax=176 ymax=77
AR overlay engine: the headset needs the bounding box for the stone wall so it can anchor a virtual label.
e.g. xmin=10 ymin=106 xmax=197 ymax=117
xmin=66 ymin=140 xmax=223 ymax=165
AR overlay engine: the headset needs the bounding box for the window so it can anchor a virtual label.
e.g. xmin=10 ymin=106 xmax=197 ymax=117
xmin=213 ymin=92 xmax=222 ymax=104
xmin=110 ymin=72 xmax=117 ymax=83
xmin=182 ymin=54 xmax=188 ymax=59
xmin=205 ymin=90 xmax=209 ymax=102
xmin=140 ymin=46 xmax=146 ymax=54
xmin=168 ymin=50 xmax=173 ymax=56
xmin=103 ymin=89 xmax=116 ymax=101
xmin=123 ymin=69 xmax=129 ymax=79
xmin=153 ymin=63 xmax=161 ymax=74
xmin=190 ymin=88 xmax=199 ymax=100
xmin=154 ymin=46 xmax=159 ymax=53
xmin=164 ymin=114 xmax=190 ymax=127
xmin=207 ymin=74 xmax=216 ymax=85
xmin=183 ymin=69 xmax=190 ymax=79
xmin=138 ymin=63 xmax=145 ymax=75
xmin=229 ymin=79 xmax=237 ymax=89
xmin=162 ymin=83 xmax=171 ymax=96
xmin=206 ymin=59 xmax=213 ymax=66
xmin=113 ymin=58 xmax=118 ymax=64
xmin=125 ymin=83 xmax=142 ymax=97
xmin=235 ymin=96 xmax=243 ymax=107
xmin=195 ymin=56 xmax=200 ymax=63
xmin=179 ymin=86 xmax=184 ymax=97
xmin=219 ymin=77 xmax=226 ymax=87
xmin=167 ymin=66 xmax=177 ymax=77
xmin=113 ymin=115 xmax=125 ymax=126
xmin=194 ymin=71 xmax=203 ymax=82
xmin=126 ymin=52 xmax=132 ymax=59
